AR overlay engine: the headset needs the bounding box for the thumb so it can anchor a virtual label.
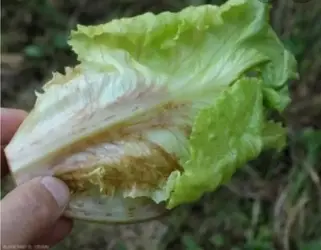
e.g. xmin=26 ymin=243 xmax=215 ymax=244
xmin=0 ymin=176 xmax=70 ymax=245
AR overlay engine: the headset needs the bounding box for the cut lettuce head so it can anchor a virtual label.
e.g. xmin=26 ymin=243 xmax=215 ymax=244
xmin=5 ymin=0 xmax=297 ymax=222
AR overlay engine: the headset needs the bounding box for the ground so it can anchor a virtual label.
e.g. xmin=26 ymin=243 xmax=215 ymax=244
xmin=1 ymin=0 xmax=320 ymax=249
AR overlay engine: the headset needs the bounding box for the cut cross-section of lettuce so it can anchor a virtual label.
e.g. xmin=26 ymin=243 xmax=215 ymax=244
xmin=4 ymin=0 xmax=298 ymax=223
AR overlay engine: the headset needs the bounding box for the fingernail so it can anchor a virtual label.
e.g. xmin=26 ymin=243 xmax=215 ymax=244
xmin=41 ymin=176 xmax=70 ymax=209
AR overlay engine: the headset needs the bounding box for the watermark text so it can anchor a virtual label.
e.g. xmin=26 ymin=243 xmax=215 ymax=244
xmin=2 ymin=245 xmax=49 ymax=250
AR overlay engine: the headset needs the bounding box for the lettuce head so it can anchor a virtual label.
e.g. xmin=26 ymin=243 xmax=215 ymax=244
xmin=5 ymin=0 xmax=298 ymax=223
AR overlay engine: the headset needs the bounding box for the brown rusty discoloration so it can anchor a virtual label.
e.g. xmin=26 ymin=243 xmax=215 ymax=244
xmin=55 ymin=140 xmax=182 ymax=195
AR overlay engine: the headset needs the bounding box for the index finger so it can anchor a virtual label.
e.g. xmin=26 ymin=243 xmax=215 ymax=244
xmin=1 ymin=108 xmax=28 ymax=177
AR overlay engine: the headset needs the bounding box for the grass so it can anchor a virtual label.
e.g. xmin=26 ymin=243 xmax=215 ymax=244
xmin=1 ymin=0 xmax=320 ymax=249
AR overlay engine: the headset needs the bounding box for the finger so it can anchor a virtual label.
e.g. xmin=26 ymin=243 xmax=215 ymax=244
xmin=32 ymin=217 xmax=73 ymax=247
xmin=0 ymin=176 xmax=70 ymax=246
xmin=0 ymin=108 xmax=27 ymax=145
xmin=1 ymin=108 xmax=27 ymax=178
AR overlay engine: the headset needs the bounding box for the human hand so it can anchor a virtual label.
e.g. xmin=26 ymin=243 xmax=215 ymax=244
xmin=1 ymin=108 xmax=73 ymax=249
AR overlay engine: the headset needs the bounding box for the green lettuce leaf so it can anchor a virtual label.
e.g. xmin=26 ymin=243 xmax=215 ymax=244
xmin=68 ymin=0 xmax=296 ymax=100
xmin=60 ymin=0 xmax=297 ymax=207
xmin=167 ymin=77 xmax=264 ymax=208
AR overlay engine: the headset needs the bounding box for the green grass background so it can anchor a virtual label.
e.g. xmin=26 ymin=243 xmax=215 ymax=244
xmin=1 ymin=0 xmax=320 ymax=249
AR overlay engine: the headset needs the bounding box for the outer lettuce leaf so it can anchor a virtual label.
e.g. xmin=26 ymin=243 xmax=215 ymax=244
xmin=60 ymin=0 xmax=298 ymax=207
xmin=167 ymin=77 xmax=264 ymax=208
xmin=68 ymin=0 xmax=296 ymax=102
xmin=166 ymin=77 xmax=289 ymax=208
